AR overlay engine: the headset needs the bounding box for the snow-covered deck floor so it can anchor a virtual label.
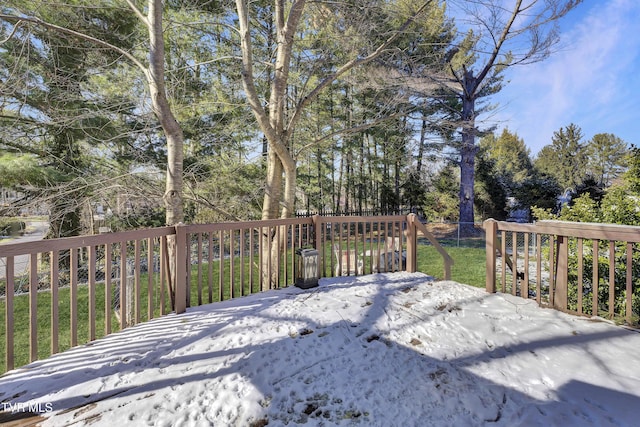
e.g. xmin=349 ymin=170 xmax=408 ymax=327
xmin=1 ymin=272 xmax=640 ymax=426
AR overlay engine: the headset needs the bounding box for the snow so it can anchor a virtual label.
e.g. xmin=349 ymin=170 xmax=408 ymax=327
xmin=2 ymin=272 xmax=640 ymax=426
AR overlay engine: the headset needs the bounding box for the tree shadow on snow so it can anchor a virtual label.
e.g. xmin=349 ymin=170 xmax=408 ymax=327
xmin=1 ymin=273 xmax=639 ymax=426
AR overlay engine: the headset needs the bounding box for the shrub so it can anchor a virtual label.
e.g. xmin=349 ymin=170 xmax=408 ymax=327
xmin=0 ymin=218 xmax=25 ymax=236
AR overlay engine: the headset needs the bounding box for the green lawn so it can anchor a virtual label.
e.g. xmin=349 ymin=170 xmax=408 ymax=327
xmin=0 ymin=276 xmax=178 ymax=373
xmin=1 ymin=284 xmax=118 ymax=372
xmin=417 ymin=245 xmax=486 ymax=288
xmin=1 ymin=242 xmax=486 ymax=373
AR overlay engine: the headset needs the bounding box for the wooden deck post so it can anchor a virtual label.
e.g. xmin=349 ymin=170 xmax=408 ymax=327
xmin=174 ymin=225 xmax=187 ymax=314
xmin=484 ymin=219 xmax=498 ymax=293
xmin=405 ymin=214 xmax=418 ymax=273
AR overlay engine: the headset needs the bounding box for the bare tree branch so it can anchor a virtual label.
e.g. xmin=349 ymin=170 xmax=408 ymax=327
xmin=125 ymin=0 xmax=149 ymax=27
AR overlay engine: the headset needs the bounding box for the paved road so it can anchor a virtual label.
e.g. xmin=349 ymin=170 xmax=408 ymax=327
xmin=0 ymin=221 xmax=49 ymax=279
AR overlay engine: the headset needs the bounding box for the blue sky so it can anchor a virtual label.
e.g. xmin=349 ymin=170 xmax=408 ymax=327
xmin=486 ymin=0 xmax=640 ymax=156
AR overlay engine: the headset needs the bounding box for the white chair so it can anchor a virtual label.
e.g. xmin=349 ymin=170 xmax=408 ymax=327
xmin=385 ymin=236 xmax=401 ymax=252
xmin=333 ymin=244 xmax=363 ymax=276
xmin=378 ymin=236 xmax=405 ymax=272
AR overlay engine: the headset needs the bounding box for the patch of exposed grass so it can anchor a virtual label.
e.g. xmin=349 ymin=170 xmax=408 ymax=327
xmin=417 ymin=245 xmax=486 ymax=288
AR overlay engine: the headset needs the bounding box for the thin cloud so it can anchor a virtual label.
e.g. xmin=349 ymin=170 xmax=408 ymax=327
xmin=488 ymin=0 xmax=640 ymax=154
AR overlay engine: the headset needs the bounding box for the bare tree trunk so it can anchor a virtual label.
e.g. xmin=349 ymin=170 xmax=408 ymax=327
xmin=459 ymin=130 xmax=476 ymax=234
xmin=459 ymin=71 xmax=477 ymax=235
xmin=144 ymin=0 xmax=185 ymax=299
xmin=358 ymin=133 xmax=365 ymax=213
xmin=336 ymin=151 xmax=344 ymax=212
xmin=147 ymin=0 xmax=184 ymax=226
xmin=262 ymin=151 xmax=284 ymax=220
xmin=371 ymin=138 xmax=379 ymax=209
xmin=417 ymin=109 xmax=428 ymax=174
xmin=316 ymin=145 xmax=323 ymax=212
xmin=282 ymin=160 xmax=297 ymax=218
xmin=235 ymin=0 xmax=432 ymax=287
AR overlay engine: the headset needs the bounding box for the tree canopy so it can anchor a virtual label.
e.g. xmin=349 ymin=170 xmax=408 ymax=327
xmin=0 ymin=0 xmax=595 ymax=235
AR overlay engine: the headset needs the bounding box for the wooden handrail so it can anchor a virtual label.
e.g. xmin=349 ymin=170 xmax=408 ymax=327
xmin=483 ymin=218 xmax=640 ymax=325
xmin=408 ymin=214 xmax=453 ymax=280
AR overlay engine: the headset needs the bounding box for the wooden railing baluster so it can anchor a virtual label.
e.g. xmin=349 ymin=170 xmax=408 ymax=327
xmin=51 ymin=251 xmax=59 ymax=354
xmin=71 ymin=248 xmax=79 ymax=347
xmin=536 ymin=234 xmax=542 ymax=305
xmin=197 ymin=233 xmax=203 ymax=306
xmin=240 ymin=229 xmax=246 ymax=296
xmin=230 ymin=229 xmax=236 ymax=297
xmin=29 ymin=254 xmax=38 ymax=361
xmin=512 ymin=231 xmax=518 ymax=296
xmin=577 ymin=238 xmax=584 ymax=314
xmin=593 ymin=239 xmax=599 ymax=318
xmin=218 ymin=229 xmax=224 ymax=300
xmin=208 ymin=232 xmax=214 ymax=302
xmin=147 ymin=238 xmax=154 ymax=320
xmin=5 ymin=257 xmax=14 ymax=371
xmin=523 ymin=232 xmax=529 ymax=299
xmin=627 ymin=243 xmax=633 ymax=325
xmin=609 ymin=241 xmax=616 ymax=319
xmin=105 ymin=244 xmax=112 ymax=334
xmin=88 ymin=245 xmax=96 ymax=340
xmin=160 ymin=236 xmax=167 ymax=316
xmin=501 ymin=231 xmax=507 ymax=292
xmin=134 ymin=240 xmax=141 ymax=325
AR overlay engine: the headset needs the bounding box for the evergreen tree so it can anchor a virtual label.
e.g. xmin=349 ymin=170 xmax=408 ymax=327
xmin=521 ymin=173 xmax=562 ymax=215
xmin=585 ymin=133 xmax=628 ymax=187
xmin=474 ymin=147 xmax=508 ymax=221
xmin=622 ymin=145 xmax=640 ymax=194
xmin=0 ymin=1 xmax=139 ymax=236
xmin=425 ymin=164 xmax=459 ymax=222
xmin=401 ymin=169 xmax=427 ymax=216
xmin=535 ymin=123 xmax=587 ymax=191
xmin=479 ymin=129 xmax=533 ymax=187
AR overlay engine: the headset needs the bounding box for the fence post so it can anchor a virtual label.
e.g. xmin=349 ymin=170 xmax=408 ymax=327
xmin=555 ymin=235 xmax=568 ymax=311
xmin=405 ymin=214 xmax=417 ymax=273
xmin=174 ymin=224 xmax=187 ymax=314
xmin=484 ymin=219 xmax=498 ymax=293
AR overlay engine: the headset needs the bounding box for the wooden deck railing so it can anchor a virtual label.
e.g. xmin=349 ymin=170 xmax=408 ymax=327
xmin=485 ymin=219 xmax=640 ymax=326
xmin=0 ymin=213 xmax=451 ymax=372
xmin=0 ymin=227 xmax=175 ymax=371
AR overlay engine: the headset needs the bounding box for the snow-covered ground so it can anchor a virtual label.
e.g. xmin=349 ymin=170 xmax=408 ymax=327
xmin=2 ymin=272 xmax=640 ymax=426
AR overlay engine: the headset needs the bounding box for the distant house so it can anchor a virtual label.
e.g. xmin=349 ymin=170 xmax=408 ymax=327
xmin=0 ymin=188 xmax=46 ymax=216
